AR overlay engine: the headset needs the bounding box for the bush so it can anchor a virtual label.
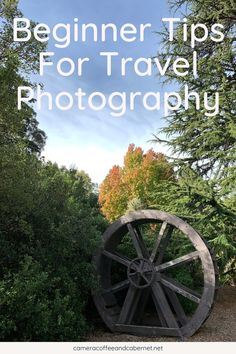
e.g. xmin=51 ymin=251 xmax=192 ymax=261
xmin=0 ymin=153 xmax=106 ymax=340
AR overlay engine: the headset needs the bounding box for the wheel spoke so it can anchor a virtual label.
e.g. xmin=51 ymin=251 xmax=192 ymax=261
xmin=155 ymin=225 xmax=174 ymax=265
xmin=135 ymin=288 xmax=151 ymax=324
xmin=141 ymin=273 xmax=150 ymax=284
xmin=127 ymin=223 xmax=148 ymax=258
xmin=102 ymin=279 xmax=130 ymax=295
xmin=161 ymin=274 xmax=201 ymax=304
xmin=135 ymin=226 xmax=149 ymax=258
xmin=95 ymin=210 xmax=217 ymax=339
xmin=102 ymin=250 xmax=131 ymax=267
xmin=150 ymin=221 xmax=168 ymax=263
xmin=155 ymin=251 xmax=200 ymax=272
xmin=151 ymin=291 xmax=168 ymax=327
xmin=118 ymin=285 xmax=141 ymax=324
xmin=151 ymin=282 xmax=179 ymax=328
xmin=164 ymin=287 xmax=188 ymax=326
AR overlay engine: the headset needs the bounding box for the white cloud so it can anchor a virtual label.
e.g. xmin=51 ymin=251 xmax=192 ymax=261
xmin=42 ymin=143 xmax=126 ymax=184
xmin=42 ymin=137 xmax=169 ymax=185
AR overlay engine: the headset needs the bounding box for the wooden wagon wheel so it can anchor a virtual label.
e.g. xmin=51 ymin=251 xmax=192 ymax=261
xmin=93 ymin=210 xmax=218 ymax=339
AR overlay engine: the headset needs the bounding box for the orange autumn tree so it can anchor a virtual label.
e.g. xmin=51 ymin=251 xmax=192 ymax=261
xmin=99 ymin=144 xmax=174 ymax=221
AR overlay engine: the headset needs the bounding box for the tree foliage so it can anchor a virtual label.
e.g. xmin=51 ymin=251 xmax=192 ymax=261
xmin=0 ymin=0 xmax=46 ymax=154
xmin=0 ymin=1 xmax=106 ymax=340
xmin=99 ymin=144 xmax=174 ymax=221
xmin=152 ymin=0 xmax=236 ymax=281
xmin=0 ymin=160 xmax=105 ymax=340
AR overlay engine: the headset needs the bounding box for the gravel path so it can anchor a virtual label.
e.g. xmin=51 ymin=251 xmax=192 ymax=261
xmin=87 ymin=286 xmax=236 ymax=342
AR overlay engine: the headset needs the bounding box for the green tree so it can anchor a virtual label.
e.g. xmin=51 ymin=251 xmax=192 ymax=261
xmin=152 ymin=0 xmax=236 ymax=281
xmin=0 ymin=1 xmax=106 ymax=340
xmin=0 ymin=0 xmax=46 ymax=153
xmin=0 ymin=161 xmax=105 ymax=340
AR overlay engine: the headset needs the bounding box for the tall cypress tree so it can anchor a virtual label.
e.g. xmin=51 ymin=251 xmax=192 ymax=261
xmin=152 ymin=0 xmax=236 ymax=280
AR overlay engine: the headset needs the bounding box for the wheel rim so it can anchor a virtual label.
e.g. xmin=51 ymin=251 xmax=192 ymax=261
xmin=93 ymin=210 xmax=218 ymax=338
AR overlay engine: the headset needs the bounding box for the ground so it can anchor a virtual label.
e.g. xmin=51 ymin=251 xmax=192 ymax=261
xmin=87 ymin=286 xmax=236 ymax=342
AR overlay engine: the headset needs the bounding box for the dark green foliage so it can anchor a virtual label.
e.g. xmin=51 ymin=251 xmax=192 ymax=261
xmin=152 ymin=0 xmax=236 ymax=282
xmin=0 ymin=1 xmax=106 ymax=340
xmin=0 ymin=154 xmax=105 ymax=340
xmin=0 ymin=256 xmax=88 ymax=341
xmin=0 ymin=0 xmax=46 ymax=154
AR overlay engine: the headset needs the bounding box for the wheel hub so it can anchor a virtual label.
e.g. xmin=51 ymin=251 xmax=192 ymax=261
xmin=127 ymin=257 xmax=155 ymax=289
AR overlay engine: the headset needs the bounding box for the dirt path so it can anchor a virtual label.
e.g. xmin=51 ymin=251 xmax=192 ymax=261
xmin=87 ymin=286 xmax=236 ymax=342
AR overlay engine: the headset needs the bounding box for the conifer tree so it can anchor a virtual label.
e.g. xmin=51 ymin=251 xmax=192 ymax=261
xmin=152 ymin=0 xmax=236 ymax=280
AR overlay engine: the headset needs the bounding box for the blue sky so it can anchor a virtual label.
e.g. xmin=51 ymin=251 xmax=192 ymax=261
xmin=19 ymin=0 xmax=173 ymax=183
